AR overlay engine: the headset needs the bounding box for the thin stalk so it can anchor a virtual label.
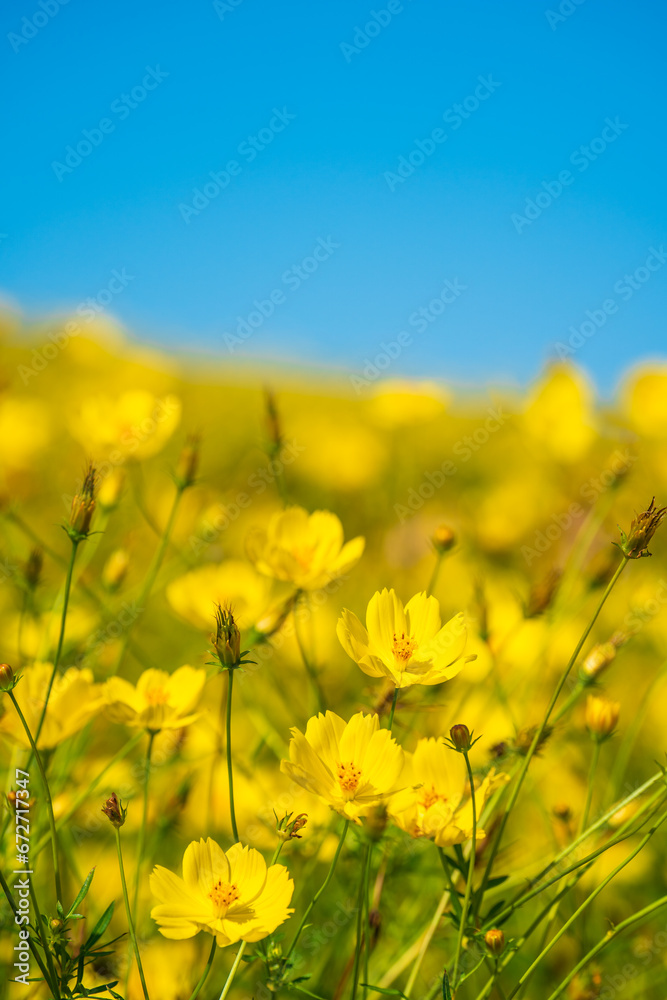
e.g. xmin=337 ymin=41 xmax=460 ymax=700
xmin=351 ymin=842 xmax=372 ymax=1000
xmin=505 ymin=802 xmax=667 ymax=999
xmin=29 ymin=878 xmax=62 ymax=997
xmin=293 ymin=594 xmax=325 ymax=712
xmin=474 ymin=557 xmax=628 ymax=915
xmin=114 ymin=482 xmax=185 ymax=672
xmin=219 ymin=940 xmax=247 ymax=1000
xmin=387 ymin=687 xmax=399 ymax=730
xmin=114 ymin=826 xmax=151 ymax=1000
xmin=546 ymin=892 xmax=667 ymax=1000
xmin=33 ymin=539 xmax=79 ymax=749
xmin=580 ymin=740 xmax=601 ymax=836
xmin=225 ymin=668 xmax=239 ymax=842
xmin=427 ymin=551 xmax=444 ymax=596
xmin=188 ymin=937 xmax=218 ymax=1000
xmin=8 ymin=691 xmax=62 ymax=904
xmin=452 ymin=751 xmax=477 ymax=987
xmin=284 ymin=820 xmax=350 ymax=963
xmin=132 ymin=731 xmax=155 ymax=918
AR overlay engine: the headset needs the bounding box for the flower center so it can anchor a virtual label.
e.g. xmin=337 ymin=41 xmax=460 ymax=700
xmin=208 ymin=880 xmax=240 ymax=913
xmin=337 ymin=761 xmax=362 ymax=793
xmin=145 ymin=686 xmax=169 ymax=705
xmin=293 ymin=544 xmax=315 ymax=570
xmin=421 ymin=785 xmax=446 ymax=810
xmin=392 ymin=632 xmax=417 ymax=662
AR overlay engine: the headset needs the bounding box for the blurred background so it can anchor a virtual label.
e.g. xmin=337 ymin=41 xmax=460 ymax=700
xmin=1 ymin=0 xmax=665 ymax=391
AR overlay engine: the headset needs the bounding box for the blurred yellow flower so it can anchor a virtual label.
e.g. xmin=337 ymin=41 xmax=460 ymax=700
xmin=104 ymin=666 xmax=206 ymax=732
xmin=622 ymin=366 xmax=667 ymax=438
xmin=150 ymin=837 xmax=293 ymax=945
xmin=0 ymin=663 xmax=104 ymax=750
xmin=166 ymin=560 xmax=270 ymax=632
xmin=367 ymin=379 xmax=448 ymax=429
xmin=388 ymin=738 xmax=509 ymax=846
xmin=0 ymin=397 xmax=50 ymax=472
xmin=70 ymin=390 xmax=181 ymax=460
xmin=524 ymin=364 xmax=595 ymax=462
xmin=337 ymin=589 xmax=469 ymax=688
xmin=246 ymin=506 xmax=364 ymax=590
xmin=281 ymin=711 xmax=404 ymax=823
xmin=585 ymin=694 xmax=620 ymax=740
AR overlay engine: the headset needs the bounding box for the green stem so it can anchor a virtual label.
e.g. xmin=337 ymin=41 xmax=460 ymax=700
xmin=8 ymin=690 xmax=62 ymax=904
xmin=225 ymin=668 xmax=239 ymax=842
xmin=579 ymin=740 xmax=601 ymax=836
xmin=546 ymin=892 xmax=667 ymax=1000
xmin=284 ymin=820 xmax=350 ymax=964
xmin=218 ymin=940 xmax=247 ymax=1000
xmin=188 ymin=937 xmax=218 ymax=1000
xmin=29 ymin=877 xmax=62 ymax=997
xmin=114 ymin=826 xmax=151 ymax=1000
xmin=474 ymin=556 xmax=627 ymax=915
xmin=114 ymin=482 xmax=185 ymax=672
xmin=427 ymin=551 xmax=444 ymax=596
xmin=387 ymin=687 xmax=399 ymax=731
xmin=505 ymin=801 xmax=667 ymax=999
xmin=351 ymin=842 xmax=372 ymax=1000
xmin=33 ymin=539 xmax=79 ymax=749
xmin=452 ymin=751 xmax=477 ymax=987
xmin=132 ymin=731 xmax=155 ymax=918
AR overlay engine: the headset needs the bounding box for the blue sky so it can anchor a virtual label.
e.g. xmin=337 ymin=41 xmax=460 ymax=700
xmin=1 ymin=0 xmax=665 ymax=392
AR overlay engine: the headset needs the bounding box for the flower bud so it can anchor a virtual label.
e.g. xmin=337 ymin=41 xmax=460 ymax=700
xmin=513 ymin=724 xmax=553 ymax=757
xmin=432 ymin=525 xmax=456 ymax=554
xmin=617 ymin=497 xmax=666 ymax=559
xmin=484 ymin=929 xmax=505 ymax=956
xmin=585 ymin=694 xmax=620 ymax=741
xmin=0 ymin=663 xmax=16 ymax=693
xmin=98 ymin=468 xmax=125 ymax=512
xmin=50 ymin=918 xmax=64 ymax=933
xmin=68 ymin=463 xmax=97 ymax=539
xmin=174 ymin=434 xmax=200 ymax=490
xmin=212 ymin=604 xmax=241 ymax=667
xmin=101 ymin=792 xmax=126 ymax=828
xmin=449 ymin=724 xmax=472 ymax=751
xmin=102 ymin=549 xmax=130 ymax=592
xmin=552 ymin=802 xmax=572 ymax=822
xmin=580 ymin=641 xmax=617 ymax=682
xmin=525 ymin=568 xmax=561 ymax=618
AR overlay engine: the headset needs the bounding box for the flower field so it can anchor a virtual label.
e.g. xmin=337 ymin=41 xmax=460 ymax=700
xmin=2 ymin=318 xmax=667 ymax=999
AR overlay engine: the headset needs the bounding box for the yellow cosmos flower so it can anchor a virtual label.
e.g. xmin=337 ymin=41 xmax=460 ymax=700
xmin=70 ymin=390 xmax=181 ymax=460
xmin=150 ymin=837 xmax=293 ymax=946
xmin=246 ymin=506 xmax=364 ymax=590
xmin=0 ymin=663 xmax=104 ymax=750
xmin=104 ymin=666 xmax=206 ymax=732
xmin=585 ymin=694 xmax=620 ymax=740
xmin=388 ymin=738 xmax=509 ymax=846
xmin=337 ymin=589 xmax=469 ymax=688
xmin=166 ymin=560 xmax=270 ymax=632
xmin=281 ymin=711 xmax=404 ymax=823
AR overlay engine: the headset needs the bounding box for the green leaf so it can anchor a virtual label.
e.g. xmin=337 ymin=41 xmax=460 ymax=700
xmin=442 ymin=970 xmax=453 ymax=1000
xmin=83 ymin=901 xmax=114 ymax=952
xmin=67 ymin=868 xmax=96 ymax=919
xmin=361 ymin=987 xmax=409 ymax=1000
xmin=485 ymin=875 xmax=509 ymax=889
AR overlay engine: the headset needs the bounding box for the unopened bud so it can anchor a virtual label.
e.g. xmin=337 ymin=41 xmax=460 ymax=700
xmin=552 ymin=802 xmax=572 ymax=822
xmin=0 ymin=663 xmax=16 ymax=693
xmin=68 ymin=464 xmax=97 ymax=539
xmin=212 ymin=604 xmax=241 ymax=667
xmin=449 ymin=724 xmax=472 ymax=752
xmin=101 ymin=792 xmax=126 ymax=828
xmin=24 ymin=548 xmax=43 ymax=590
xmin=102 ymin=549 xmax=130 ymax=592
xmin=585 ymin=694 xmax=620 ymax=741
xmin=433 ymin=525 xmax=456 ymax=554
xmin=175 ymin=434 xmax=200 ymax=490
xmin=617 ymin=497 xmax=666 ymax=559
xmin=50 ymin=918 xmax=64 ymax=933
xmin=513 ymin=724 xmax=552 ymax=757
xmin=485 ymin=929 xmax=505 ymax=955
xmin=580 ymin=641 xmax=617 ymax=682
